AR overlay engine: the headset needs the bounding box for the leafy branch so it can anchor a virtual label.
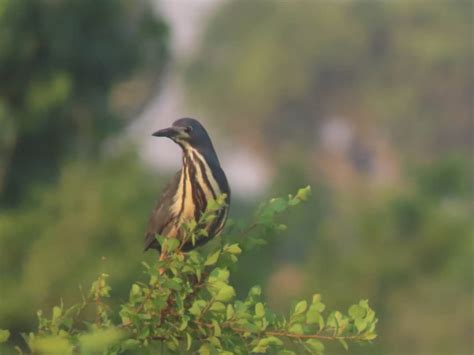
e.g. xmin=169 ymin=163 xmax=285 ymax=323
xmin=0 ymin=186 xmax=377 ymax=354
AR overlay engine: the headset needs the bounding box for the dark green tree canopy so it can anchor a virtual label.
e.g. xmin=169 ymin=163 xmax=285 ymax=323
xmin=0 ymin=0 xmax=168 ymax=205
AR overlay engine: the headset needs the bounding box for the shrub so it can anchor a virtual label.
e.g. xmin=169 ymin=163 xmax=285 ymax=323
xmin=0 ymin=187 xmax=377 ymax=354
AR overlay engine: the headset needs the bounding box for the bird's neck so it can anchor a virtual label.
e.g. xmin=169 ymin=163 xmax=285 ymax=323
xmin=181 ymin=145 xmax=230 ymax=203
xmin=182 ymin=145 xmax=221 ymax=169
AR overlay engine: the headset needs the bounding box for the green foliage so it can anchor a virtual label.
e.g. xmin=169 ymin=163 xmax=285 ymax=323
xmin=0 ymin=154 xmax=159 ymax=332
xmin=187 ymin=0 xmax=471 ymax=160
xmin=2 ymin=187 xmax=377 ymax=354
xmin=0 ymin=0 xmax=168 ymax=204
xmin=0 ymin=329 xmax=10 ymax=343
xmin=298 ymin=158 xmax=473 ymax=354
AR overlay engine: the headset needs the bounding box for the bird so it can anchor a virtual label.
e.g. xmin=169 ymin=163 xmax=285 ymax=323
xmin=144 ymin=118 xmax=231 ymax=255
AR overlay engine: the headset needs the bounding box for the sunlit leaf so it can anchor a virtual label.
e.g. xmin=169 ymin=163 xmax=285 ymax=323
xmin=305 ymin=339 xmax=324 ymax=354
xmin=255 ymin=302 xmax=265 ymax=318
xmin=294 ymin=301 xmax=307 ymax=315
xmin=205 ymin=250 xmax=221 ymax=266
xmin=0 ymin=329 xmax=10 ymax=343
xmin=215 ymin=285 xmax=235 ymax=302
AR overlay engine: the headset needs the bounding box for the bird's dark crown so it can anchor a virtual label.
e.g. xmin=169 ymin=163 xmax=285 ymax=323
xmin=153 ymin=117 xmax=219 ymax=163
xmin=171 ymin=118 xmax=212 ymax=149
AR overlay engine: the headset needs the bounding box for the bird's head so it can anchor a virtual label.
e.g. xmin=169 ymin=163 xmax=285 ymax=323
xmin=152 ymin=118 xmax=214 ymax=152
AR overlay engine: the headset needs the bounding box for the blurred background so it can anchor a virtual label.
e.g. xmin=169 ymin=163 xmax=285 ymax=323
xmin=0 ymin=0 xmax=472 ymax=354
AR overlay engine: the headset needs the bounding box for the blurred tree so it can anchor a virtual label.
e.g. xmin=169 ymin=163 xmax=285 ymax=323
xmin=0 ymin=0 xmax=168 ymax=205
xmin=186 ymin=1 xmax=472 ymax=162
xmin=302 ymin=158 xmax=473 ymax=354
xmin=0 ymin=153 xmax=162 ymax=334
xmin=0 ymin=0 xmax=169 ymax=340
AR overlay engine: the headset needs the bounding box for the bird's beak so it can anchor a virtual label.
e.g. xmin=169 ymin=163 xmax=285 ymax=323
xmin=152 ymin=127 xmax=180 ymax=138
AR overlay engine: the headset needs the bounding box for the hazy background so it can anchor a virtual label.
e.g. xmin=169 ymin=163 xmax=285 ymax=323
xmin=1 ymin=1 xmax=472 ymax=354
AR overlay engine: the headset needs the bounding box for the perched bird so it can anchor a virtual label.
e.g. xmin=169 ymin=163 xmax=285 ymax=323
xmin=144 ymin=118 xmax=230 ymax=254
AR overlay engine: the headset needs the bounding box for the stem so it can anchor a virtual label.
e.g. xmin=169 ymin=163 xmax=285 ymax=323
xmin=193 ymin=320 xmax=365 ymax=342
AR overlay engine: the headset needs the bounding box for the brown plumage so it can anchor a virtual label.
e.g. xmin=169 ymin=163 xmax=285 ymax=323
xmin=144 ymin=118 xmax=230 ymax=254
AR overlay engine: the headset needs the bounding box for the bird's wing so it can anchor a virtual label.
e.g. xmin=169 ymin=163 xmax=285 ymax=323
xmin=144 ymin=171 xmax=181 ymax=251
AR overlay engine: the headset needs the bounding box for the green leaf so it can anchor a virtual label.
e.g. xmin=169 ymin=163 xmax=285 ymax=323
xmin=0 ymin=329 xmax=10 ymax=343
xmin=294 ymin=300 xmax=307 ymax=315
xmin=226 ymin=304 xmax=235 ymax=320
xmin=248 ymin=285 xmax=262 ymax=300
xmin=215 ymin=285 xmax=235 ymax=302
xmin=155 ymin=235 xmax=165 ymax=246
xmin=79 ymin=328 xmax=123 ymax=353
xmin=189 ymin=300 xmax=207 ymax=316
xmin=186 ymin=333 xmax=192 ymax=351
xmin=252 ymin=336 xmax=284 ymax=353
xmin=224 ymin=243 xmax=242 ymax=254
xmin=355 ymin=318 xmax=368 ymax=332
xmin=364 ymin=332 xmax=377 ymax=340
xmin=165 ymin=238 xmax=180 ymax=252
xmin=52 ymin=306 xmax=62 ymax=321
xmin=269 ymin=198 xmax=287 ymax=212
xmin=166 ymin=336 xmax=179 ymax=351
xmin=306 ymin=305 xmax=322 ymax=325
xmin=348 ymin=304 xmax=366 ymax=319
xmin=209 ymin=268 xmax=230 ymax=282
xmin=305 ymin=339 xmax=324 ymax=354
xmin=212 ymin=320 xmax=222 ymax=337
xmin=365 ymin=308 xmax=376 ymax=323
xmin=255 ymin=302 xmax=265 ymax=318
xmin=30 ymin=335 xmax=73 ymax=354
xmin=163 ymin=278 xmax=182 ymax=291
xmin=318 ymin=314 xmax=325 ymax=330
xmin=207 ymin=195 xmax=225 ymax=212
xmin=313 ymin=301 xmax=325 ymax=312
xmin=251 ymin=345 xmax=266 ymax=353
xmin=310 ymin=295 xmax=325 ymax=313
xmin=62 ymin=304 xmax=81 ymax=329
xmin=210 ymin=302 xmax=226 ymax=313
xmin=312 ymin=294 xmax=321 ymax=304
xmin=327 ymin=311 xmax=342 ymax=328
xmin=121 ymin=339 xmax=140 ymax=351
xmin=130 ymin=284 xmax=141 ymax=297
xmin=287 ymin=198 xmax=300 ymax=206
xmin=288 ymin=323 xmax=304 ymax=334
xmin=266 ymin=336 xmax=283 ymax=346
xmin=179 ymin=318 xmax=189 ymax=331
xmin=208 ymin=336 xmax=222 ymax=348
xmin=239 ymin=321 xmax=260 ymax=333
xmin=339 ymin=338 xmax=349 ymax=351
xmin=205 ymin=250 xmax=221 ymax=266
xmin=296 ymin=185 xmax=312 ymax=201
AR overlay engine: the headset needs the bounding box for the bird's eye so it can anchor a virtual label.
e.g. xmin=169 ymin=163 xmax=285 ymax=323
xmin=184 ymin=126 xmax=192 ymax=133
